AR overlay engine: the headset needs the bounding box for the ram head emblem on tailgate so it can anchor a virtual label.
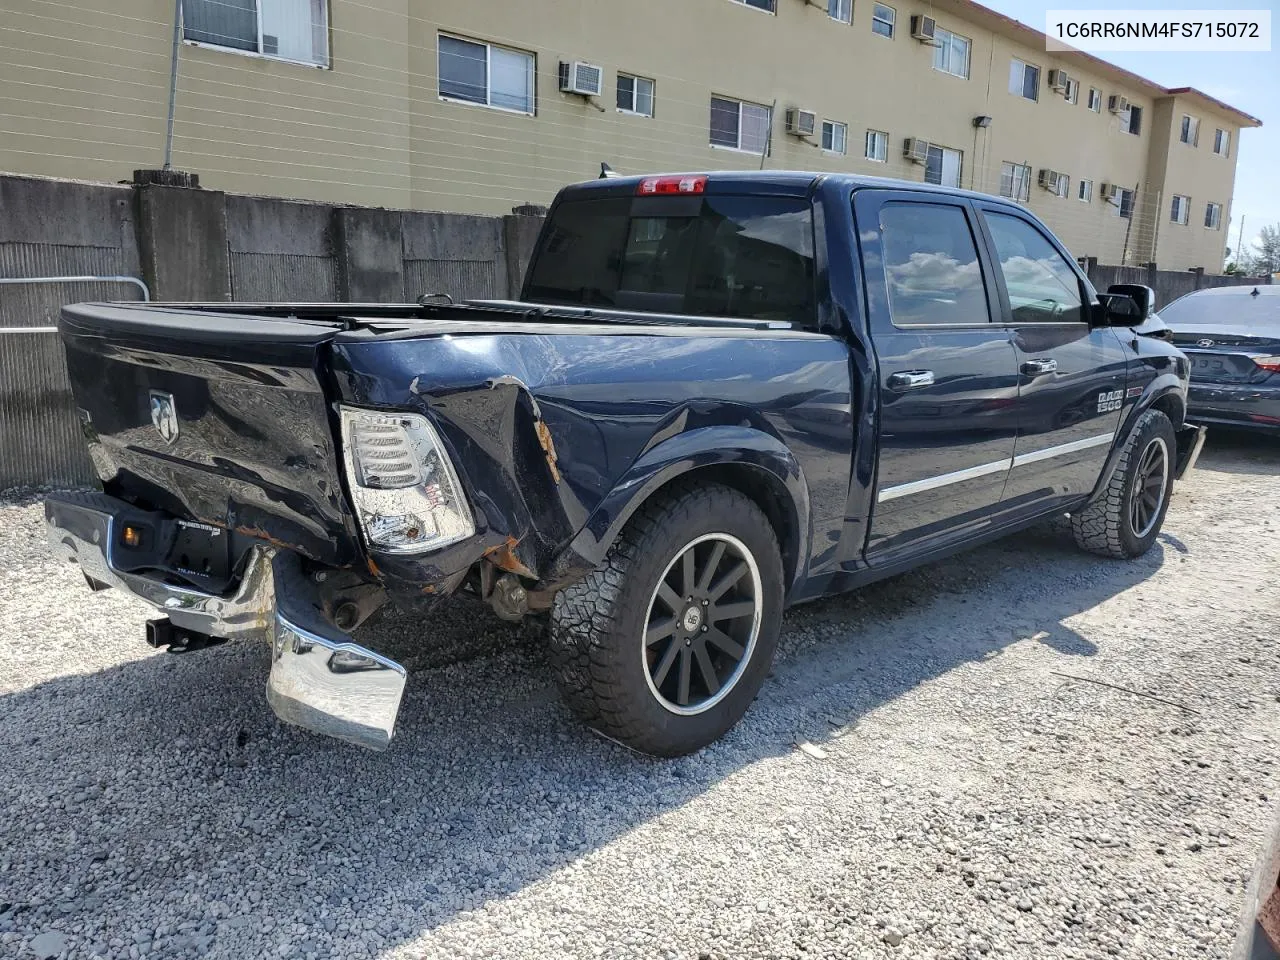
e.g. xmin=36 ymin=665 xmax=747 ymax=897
xmin=149 ymin=390 xmax=179 ymax=444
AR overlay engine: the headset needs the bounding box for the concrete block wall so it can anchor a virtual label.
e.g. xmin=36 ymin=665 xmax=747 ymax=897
xmin=1084 ymin=259 xmax=1271 ymax=311
xmin=0 ymin=177 xmax=145 ymax=488
xmin=0 ymin=172 xmax=546 ymax=488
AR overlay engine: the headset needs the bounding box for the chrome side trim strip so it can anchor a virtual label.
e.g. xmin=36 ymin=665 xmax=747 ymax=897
xmin=877 ymin=457 xmax=1012 ymax=503
xmin=1011 ymin=432 xmax=1115 ymax=468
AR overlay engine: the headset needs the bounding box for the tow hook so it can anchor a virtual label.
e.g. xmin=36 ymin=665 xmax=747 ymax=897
xmin=145 ymin=617 xmax=226 ymax=653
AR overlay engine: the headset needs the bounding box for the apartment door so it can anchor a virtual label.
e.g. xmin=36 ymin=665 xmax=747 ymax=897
xmin=926 ymin=146 xmax=963 ymax=188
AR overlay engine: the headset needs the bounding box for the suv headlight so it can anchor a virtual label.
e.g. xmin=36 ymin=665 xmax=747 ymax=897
xmin=339 ymin=406 xmax=474 ymax=554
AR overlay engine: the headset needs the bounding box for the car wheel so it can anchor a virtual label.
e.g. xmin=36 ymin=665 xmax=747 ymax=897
xmin=1071 ymin=409 xmax=1176 ymax=559
xmin=547 ymin=482 xmax=784 ymax=757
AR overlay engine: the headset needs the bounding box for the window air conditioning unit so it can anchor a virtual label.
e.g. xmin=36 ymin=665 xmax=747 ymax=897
xmin=1038 ymin=169 xmax=1063 ymax=191
xmin=910 ymin=15 xmax=937 ymax=41
xmin=903 ymin=137 xmax=930 ymax=163
xmin=1048 ymin=69 xmax=1070 ymax=92
xmin=559 ymin=61 xmax=603 ymax=97
xmin=785 ymin=108 xmax=817 ymax=138
xmin=1100 ymin=182 xmax=1118 ymax=202
xmin=1107 ymin=94 xmax=1128 ymax=114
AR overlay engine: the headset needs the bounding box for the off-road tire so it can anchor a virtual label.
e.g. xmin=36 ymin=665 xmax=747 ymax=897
xmin=547 ymin=482 xmax=784 ymax=757
xmin=1071 ymin=409 xmax=1176 ymax=559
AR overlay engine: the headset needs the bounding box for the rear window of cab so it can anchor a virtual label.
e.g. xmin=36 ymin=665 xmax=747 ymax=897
xmin=524 ymin=195 xmax=817 ymax=327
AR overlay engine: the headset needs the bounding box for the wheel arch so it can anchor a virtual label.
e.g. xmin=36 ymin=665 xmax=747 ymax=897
xmin=1089 ymin=379 xmax=1185 ymax=503
xmin=551 ymin=426 xmax=811 ymax=598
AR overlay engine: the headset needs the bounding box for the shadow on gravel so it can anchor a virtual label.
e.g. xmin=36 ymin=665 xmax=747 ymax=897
xmin=1195 ymin=428 xmax=1280 ymax=476
xmin=0 ymin=523 xmax=1160 ymax=958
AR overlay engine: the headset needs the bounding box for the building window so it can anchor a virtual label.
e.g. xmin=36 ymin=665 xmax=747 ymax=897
xmin=1213 ymin=128 xmax=1230 ymax=156
xmin=730 ymin=0 xmax=776 ymax=11
xmin=1000 ymin=162 xmax=1031 ymax=202
xmin=1009 ymin=59 xmax=1040 ymax=101
xmin=925 ymin=144 xmax=962 ymax=187
xmin=1078 ymin=179 xmax=1093 ymax=202
xmin=932 ymin=27 xmax=971 ymax=79
xmin=1205 ymin=202 xmax=1223 ymax=229
xmin=1170 ymin=194 xmax=1190 ymax=225
xmin=1115 ymin=187 xmax=1135 ymax=219
xmin=1053 ymin=173 xmax=1070 ymax=198
xmin=1119 ymin=104 xmax=1142 ymax=136
xmin=822 ymin=120 xmax=848 ymax=154
xmin=871 ymin=2 xmax=895 ymax=36
xmin=1087 ymin=87 xmax=1102 ymax=112
xmin=438 ymin=35 xmax=535 ymax=114
xmin=710 ymin=96 xmax=772 ymax=153
xmin=183 ymin=0 xmax=329 ymax=67
xmin=1065 ymin=78 xmax=1080 ymax=104
xmin=617 ymin=74 xmax=654 ymax=116
xmin=827 ymin=0 xmax=852 ymax=22
xmin=1180 ymin=115 xmax=1200 ymax=146
xmin=864 ymin=129 xmax=888 ymax=161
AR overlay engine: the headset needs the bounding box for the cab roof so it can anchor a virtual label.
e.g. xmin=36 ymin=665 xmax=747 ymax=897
xmin=558 ymin=170 xmax=1027 ymax=210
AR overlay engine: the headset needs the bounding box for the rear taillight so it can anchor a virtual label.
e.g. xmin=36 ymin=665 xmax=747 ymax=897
xmin=339 ymin=407 xmax=474 ymax=554
xmin=637 ymin=175 xmax=707 ymax=196
xmin=1254 ymin=356 xmax=1280 ymax=373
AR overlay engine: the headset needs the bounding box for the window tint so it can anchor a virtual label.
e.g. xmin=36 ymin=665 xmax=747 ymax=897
xmin=984 ymin=212 xmax=1085 ymax=324
xmin=525 ymin=196 xmax=815 ymax=326
xmin=878 ymin=203 xmax=989 ymax=326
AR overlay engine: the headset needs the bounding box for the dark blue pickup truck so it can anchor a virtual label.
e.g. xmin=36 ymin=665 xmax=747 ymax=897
xmin=45 ymin=171 xmax=1203 ymax=756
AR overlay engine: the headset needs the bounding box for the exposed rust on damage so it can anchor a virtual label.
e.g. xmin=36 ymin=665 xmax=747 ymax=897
xmin=487 ymin=374 xmax=561 ymax=485
xmin=235 ymin=524 xmax=301 ymax=553
xmin=483 ymin=535 xmax=536 ymax=579
xmin=365 ymin=555 xmax=382 ymax=578
xmin=534 ymin=419 xmax=562 ymax=484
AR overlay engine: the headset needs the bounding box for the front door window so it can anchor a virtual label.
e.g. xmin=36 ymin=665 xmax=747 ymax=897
xmin=983 ymin=212 xmax=1085 ymax=324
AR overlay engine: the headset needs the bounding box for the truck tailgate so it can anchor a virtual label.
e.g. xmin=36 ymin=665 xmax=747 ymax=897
xmin=59 ymin=303 xmax=361 ymax=566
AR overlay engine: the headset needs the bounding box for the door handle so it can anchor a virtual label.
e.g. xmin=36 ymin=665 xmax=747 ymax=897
xmin=1021 ymin=358 xmax=1058 ymax=376
xmin=887 ymin=370 xmax=935 ymax=391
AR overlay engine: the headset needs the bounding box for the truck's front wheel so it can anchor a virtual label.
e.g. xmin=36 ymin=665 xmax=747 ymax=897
xmin=1071 ymin=409 xmax=1176 ymax=559
xmin=548 ymin=483 xmax=784 ymax=757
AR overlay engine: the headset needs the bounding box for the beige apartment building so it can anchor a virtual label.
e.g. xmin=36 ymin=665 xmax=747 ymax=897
xmin=0 ymin=0 xmax=1260 ymax=272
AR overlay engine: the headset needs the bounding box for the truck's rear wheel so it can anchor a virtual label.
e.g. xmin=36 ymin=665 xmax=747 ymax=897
xmin=548 ymin=483 xmax=784 ymax=757
xmin=1071 ymin=409 xmax=1176 ymax=559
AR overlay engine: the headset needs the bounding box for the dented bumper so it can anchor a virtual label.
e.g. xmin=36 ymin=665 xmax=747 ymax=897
xmin=45 ymin=492 xmax=406 ymax=750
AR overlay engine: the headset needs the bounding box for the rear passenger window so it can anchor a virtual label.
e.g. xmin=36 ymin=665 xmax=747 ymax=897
xmin=525 ymin=195 xmax=816 ymax=327
xmin=878 ymin=203 xmax=990 ymax=326
xmin=983 ymin=212 xmax=1086 ymax=324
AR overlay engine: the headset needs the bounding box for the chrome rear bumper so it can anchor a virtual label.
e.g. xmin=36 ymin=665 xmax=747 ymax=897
xmin=45 ymin=493 xmax=406 ymax=751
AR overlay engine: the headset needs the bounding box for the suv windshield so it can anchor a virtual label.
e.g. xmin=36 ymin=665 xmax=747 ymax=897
xmin=523 ymin=194 xmax=816 ymax=326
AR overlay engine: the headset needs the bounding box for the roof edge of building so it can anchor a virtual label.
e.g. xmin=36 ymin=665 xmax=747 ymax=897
xmin=940 ymin=0 xmax=1260 ymax=128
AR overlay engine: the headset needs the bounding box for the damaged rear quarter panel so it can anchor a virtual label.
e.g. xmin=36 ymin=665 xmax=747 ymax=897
xmin=328 ymin=326 xmax=853 ymax=591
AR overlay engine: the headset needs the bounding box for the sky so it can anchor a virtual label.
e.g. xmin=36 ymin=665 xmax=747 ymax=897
xmin=981 ymin=0 xmax=1280 ymax=261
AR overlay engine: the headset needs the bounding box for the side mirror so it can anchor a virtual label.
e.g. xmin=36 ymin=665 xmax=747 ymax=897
xmin=1107 ymin=283 xmax=1155 ymax=319
xmin=1093 ymin=292 xmax=1144 ymax=326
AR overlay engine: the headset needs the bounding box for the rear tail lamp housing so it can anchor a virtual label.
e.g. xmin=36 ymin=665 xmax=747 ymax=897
xmin=339 ymin=406 xmax=474 ymax=554
xmin=1254 ymin=356 xmax=1280 ymax=373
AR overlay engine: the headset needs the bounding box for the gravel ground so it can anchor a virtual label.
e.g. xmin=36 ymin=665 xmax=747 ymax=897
xmin=1 ymin=432 xmax=1279 ymax=960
